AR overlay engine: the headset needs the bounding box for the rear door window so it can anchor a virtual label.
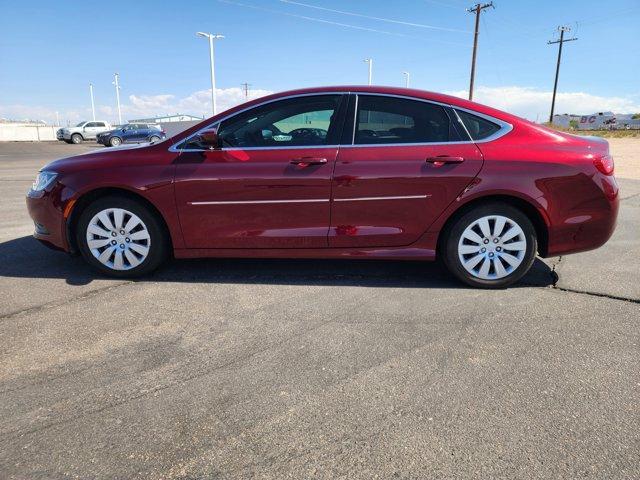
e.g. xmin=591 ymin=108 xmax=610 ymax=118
xmin=354 ymin=95 xmax=453 ymax=144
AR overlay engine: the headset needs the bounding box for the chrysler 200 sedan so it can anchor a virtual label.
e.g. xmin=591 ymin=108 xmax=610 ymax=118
xmin=26 ymin=86 xmax=619 ymax=288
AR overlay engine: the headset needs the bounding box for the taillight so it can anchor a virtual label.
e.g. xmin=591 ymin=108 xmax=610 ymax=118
xmin=594 ymin=155 xmax=614 ymax=175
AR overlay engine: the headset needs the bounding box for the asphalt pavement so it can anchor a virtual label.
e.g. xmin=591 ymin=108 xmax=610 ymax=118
xmin=0 ymin=142 xmax=638 ymax=479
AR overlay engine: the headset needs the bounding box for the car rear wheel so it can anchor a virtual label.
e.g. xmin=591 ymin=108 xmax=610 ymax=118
xmin=149 ymin=135 xmax=160 ymax=143
xmin=76 ymin=196 xmax=168 ymax=278
xmin=109 ymin=137 xmax=122 ymax=147
xmin=71 ymin=133 xmax=83 ymax=144
xmin=442 ymin=203 xmax=537 ymax=288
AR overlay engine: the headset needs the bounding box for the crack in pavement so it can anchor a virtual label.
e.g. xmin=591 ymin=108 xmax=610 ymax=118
xmin=542 ymin=255 xmax=639 ymax=304
xmin=0 ymin=281 xmax=134 ymax=321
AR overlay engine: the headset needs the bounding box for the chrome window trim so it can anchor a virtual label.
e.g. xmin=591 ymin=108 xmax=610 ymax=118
xmin=168 ymin=90 xmax=513 ymax=152
xmin=340 ymin=140 xmax=475 ymax=149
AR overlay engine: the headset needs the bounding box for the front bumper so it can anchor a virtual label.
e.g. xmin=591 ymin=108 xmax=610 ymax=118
xmin=26 ymin=183 xmax=76 ymax=252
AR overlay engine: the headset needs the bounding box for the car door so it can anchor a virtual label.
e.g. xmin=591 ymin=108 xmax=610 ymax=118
xmin=174 ymin=94 xmax=347 ymax=249
xmin=329 ymin=94 xmax=484 ymax=248
xmin=123 ymin=125 xmax=139 ymax=143
xmin=133 ymin=124 xmax=150 ymax=142
xmin=83 ymin=122 xmax=99 ymax=139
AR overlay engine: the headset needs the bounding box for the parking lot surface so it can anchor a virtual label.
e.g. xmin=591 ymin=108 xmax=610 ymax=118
xmin=0 ymin=142 xmax=638 ymax=479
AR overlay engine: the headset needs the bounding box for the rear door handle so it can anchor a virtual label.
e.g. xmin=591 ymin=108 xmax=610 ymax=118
xmin=425 ymin=155 xmax=465 ymax=165
xmin=290 ymin=157 xmax=328 ymax=166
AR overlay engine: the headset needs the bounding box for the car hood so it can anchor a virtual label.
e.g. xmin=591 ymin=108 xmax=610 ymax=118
xmin=42 ymin=143 xmax=156 ymax=174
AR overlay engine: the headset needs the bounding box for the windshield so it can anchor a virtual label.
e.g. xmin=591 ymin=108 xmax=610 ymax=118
xmin=75 ymin=122 xmax=86 ymax=127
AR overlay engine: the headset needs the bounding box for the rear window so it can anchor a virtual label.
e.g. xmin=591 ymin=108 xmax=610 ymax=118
xmin=456 ymin=110 xmax=501 ymax=140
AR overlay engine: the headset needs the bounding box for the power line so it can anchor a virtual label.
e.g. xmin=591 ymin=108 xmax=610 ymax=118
xmin=218 ymin=0 xmax=468 ymax=46
xmin=279 ymin=0 xmax=472 ymax=33
xmin=467 ymin=2 xmax=494 ymax=101
xmin=548 ymin=26 xmax=578 ymax=123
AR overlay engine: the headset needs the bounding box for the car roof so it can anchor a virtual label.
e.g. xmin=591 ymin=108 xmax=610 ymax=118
xmin=232 ymin=86 xmax=526 ymax=125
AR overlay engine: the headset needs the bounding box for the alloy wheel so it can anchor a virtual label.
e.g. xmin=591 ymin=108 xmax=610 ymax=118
xmin=457 ymin=215 xmax=526 ymax=280
xmin=85 ymin=208 xmax=151 ymax=270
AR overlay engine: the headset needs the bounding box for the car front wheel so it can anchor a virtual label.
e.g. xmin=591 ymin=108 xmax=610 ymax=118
xmin=442 ymin=203 xmax=537 ymax=288
xmin=109 ymin=137 xmax=122 ymax=147
xmin=71 ymin=133 xmax=83 ymax=144
xmin=76 ymin=196 xmax=168 ymax=278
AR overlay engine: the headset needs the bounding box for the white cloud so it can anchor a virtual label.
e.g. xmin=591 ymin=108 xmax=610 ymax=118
xmin=446 ymin=86 xmax=640 ymax=121
xmin=0 ymin=87 xmax=274 ymax=125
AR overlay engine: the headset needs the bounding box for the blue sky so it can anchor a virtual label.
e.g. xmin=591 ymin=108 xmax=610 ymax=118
xmin=1 ymin=0 xmax=639 ymax=123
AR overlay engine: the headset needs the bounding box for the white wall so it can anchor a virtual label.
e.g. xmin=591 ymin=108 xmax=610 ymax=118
xmin=161 ymin=120 xmax=202 ymax=138
xmin=0 ymin=125 xmax=58 ymax=141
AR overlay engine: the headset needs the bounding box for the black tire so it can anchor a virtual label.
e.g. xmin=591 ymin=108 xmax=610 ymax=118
xmin=71 ymin=133 xmax=83 ymax=144
xmin=109 ymin=137 xmax=122 ymax=147
xmin=149 ymin=135 xmax=160 ymax=143
xmin=76 ymin=195 xmax=169 ymax=278
xmin=441 ymin=202 xmax=537 ymax=289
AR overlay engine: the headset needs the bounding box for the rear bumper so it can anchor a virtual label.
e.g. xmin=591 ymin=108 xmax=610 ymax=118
xmin=26 ymin=184 xmax=76 ymax=252
xmin=545 ymin=173 xmax=619 ymax=257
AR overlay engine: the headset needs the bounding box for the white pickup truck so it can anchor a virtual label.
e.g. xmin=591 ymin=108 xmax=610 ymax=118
xmin=57 ymin=121 xmax=113 ymax=144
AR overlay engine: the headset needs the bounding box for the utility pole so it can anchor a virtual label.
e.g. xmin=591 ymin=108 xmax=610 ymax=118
xmin=466 ymin=2 xmax=493 ymax=101
xmin=112 ymin=73 xmax=122 ymax=125
xmin=402 ymin=71 xmax=410 ymax=88
xmin=548 ymin=26 xmax=577 ymax=123
xmin=89 ymin=83 xmax=96 ymax=121
xmin=241 ymin=82 xmax=251 ymax=100
xmin=55 ymin=111 xmax=60 ymax=126
xmin=363 ymin=58 xmax=373 ymax=85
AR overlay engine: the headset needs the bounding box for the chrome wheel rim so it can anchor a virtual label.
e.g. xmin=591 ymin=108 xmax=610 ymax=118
xmin=86 ymin=208 xmax=150 ymax=270
xmin=150 ymin=136 xmax=159 ymax=143
xmin=111 ymin=138 xmax=121 ymax=146
xmin=458 ymin=215 xmax=526 ymax=280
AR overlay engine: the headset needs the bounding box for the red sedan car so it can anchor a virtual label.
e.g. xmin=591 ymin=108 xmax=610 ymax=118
xmin=26 ymin=86 xmax=618 ymax=288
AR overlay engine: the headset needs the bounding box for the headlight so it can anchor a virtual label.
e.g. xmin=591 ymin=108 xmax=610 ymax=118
xmin=32 ymin=171 xmax=58 ymax=191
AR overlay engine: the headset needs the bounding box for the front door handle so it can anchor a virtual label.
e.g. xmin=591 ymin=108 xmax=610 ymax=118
xmin=290 ymin=157 xmax=328 ymax=166
xmin=426 ymin=155 xmax=465 ymax=165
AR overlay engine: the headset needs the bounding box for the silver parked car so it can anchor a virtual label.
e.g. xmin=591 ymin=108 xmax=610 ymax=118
xmin=57 ymin=121 xmax=113 ymax=144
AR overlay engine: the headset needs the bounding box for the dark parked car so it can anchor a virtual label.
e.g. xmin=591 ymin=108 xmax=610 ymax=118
xmin=96 ymin=123 xmax=166 ymax=147
xmin=26 ymin=86 xmax=619 ymax=288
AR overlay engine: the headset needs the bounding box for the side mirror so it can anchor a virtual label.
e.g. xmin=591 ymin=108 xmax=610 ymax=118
xmin=196 ymin=129 xmax=220 ymax=149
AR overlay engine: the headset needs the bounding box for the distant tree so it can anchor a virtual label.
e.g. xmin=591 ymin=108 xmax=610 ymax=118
xmin=632 ymin=113 xmax=640 ymax=119
xmin=569 ymin=120 xmax=579 ymax=130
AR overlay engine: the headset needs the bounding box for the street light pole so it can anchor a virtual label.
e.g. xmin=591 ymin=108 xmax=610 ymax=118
xmin=197 ymin=32 xmax=225 ymax=116
xmin=89 ymin=83 xmax=96 ymax=121
xmin=363 ymin=58 xmax=373 ymax=85
xmin=112 ymin=73 xmax=122 ymax=125
xmin=402 ymin=71 xmax=410 ymax=88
